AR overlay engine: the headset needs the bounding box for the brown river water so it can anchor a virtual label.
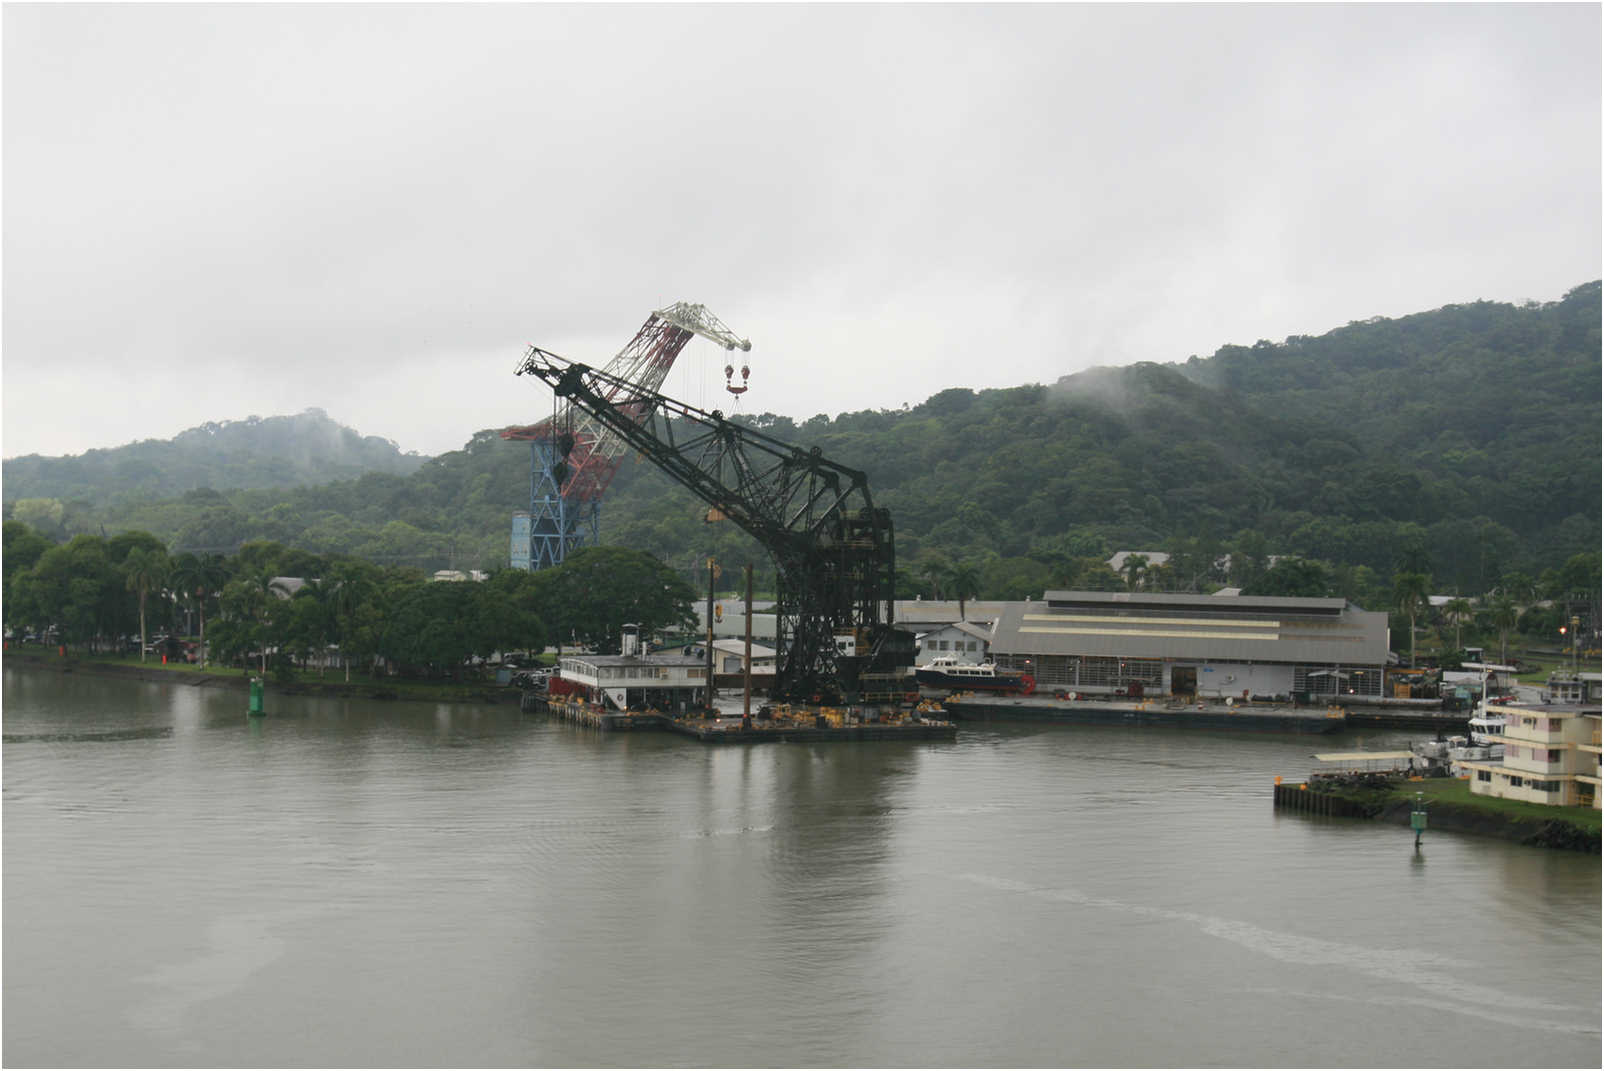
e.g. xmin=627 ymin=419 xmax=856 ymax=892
xmin=3 ymin=667 xmax=1599 ymax=1067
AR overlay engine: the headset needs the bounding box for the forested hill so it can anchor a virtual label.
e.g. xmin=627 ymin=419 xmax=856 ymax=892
xmin=3 ymin=282 xmax=1598 ymax=604
xmin=3 ymin=408 xmax=427 ymax=503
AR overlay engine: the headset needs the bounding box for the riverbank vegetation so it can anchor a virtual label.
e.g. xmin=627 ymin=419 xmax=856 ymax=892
xmin=2 ymin=530 xmax=695 ymax=682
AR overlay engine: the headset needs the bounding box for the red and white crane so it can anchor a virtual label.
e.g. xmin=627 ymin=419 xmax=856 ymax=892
xmin=501 ymin=303 xmax=750 ymax=568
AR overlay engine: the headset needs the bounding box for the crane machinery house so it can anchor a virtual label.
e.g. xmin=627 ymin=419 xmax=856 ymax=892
xmin=987 ymin=591 xmax=1389 ymax=701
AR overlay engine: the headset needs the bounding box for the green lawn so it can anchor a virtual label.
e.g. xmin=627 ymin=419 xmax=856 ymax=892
xmin=11 ymin=649 xmax=522 ymax=703
xmin=1391 ymin=777 xmax=1601 ymax=832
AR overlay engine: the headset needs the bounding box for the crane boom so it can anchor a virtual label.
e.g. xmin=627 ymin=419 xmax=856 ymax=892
xmin=499 ymin=303 xmax=749 ymax=570
xmin=514 ymin=346 xmax=912 ymax=704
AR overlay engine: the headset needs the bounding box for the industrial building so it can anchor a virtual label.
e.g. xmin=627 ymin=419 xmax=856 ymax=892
xmin=987 ymin=590 xmax=1390 ymax=700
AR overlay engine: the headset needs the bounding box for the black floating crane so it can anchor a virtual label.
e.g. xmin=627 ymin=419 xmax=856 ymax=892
xmin=515 ymin=346 xmax=914 ymax=705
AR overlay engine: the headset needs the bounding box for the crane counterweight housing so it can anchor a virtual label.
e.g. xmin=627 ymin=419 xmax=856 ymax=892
xmin=514 ymin=346 xmax=914 ymax=705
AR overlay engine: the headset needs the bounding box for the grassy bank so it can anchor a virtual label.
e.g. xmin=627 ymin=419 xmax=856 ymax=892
xmin=2 ymin=648 xmax=524 ymax=705
xmin=1302 ymin=773 xmax=1600 ymax=851
xmin=1387 ymin=776 xmax=1600 ymax=832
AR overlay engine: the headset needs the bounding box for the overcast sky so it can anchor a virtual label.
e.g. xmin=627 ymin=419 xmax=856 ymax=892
xmin=4 ymin=3 xmax=1599 ymax=460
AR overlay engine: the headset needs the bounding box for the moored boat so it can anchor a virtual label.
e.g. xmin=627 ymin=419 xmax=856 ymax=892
xmin=916 ymin=655 xmax=1035 ymax=695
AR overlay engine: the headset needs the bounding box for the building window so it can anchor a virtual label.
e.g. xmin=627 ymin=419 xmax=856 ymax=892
xmin=1477 ymin=770 xmax=1492 ymax=782
xmin=1509 ymin=776 xmax=1524 ymax=788
xmin=1548 ymin=749 xmax=1563 ymax=764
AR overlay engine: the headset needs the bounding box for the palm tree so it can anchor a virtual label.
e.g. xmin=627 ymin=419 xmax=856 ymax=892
xmin=949 ymin=562 xmax=982 ymax=621
xmin=918 ymin=558 xmax=951 ymax=601
xmin=1121 ymin=554 xmax=1149 ymax=592
xmin=172 ymin=553 xmax=227 ymax=668
xmin=123 ymin=548 xmax=171 ymax=663
xmin=1442 ymin=596 xmax=1474 ymax=653
xmin=291 ymin=578 xmax=337 ymax=677
xmin=1392 ymin=571 xmax=1431 ymax=667
xmin=328 ymin=568 xmax=377 ymax=683
xmin=1488 ymin=594 xmax=1519 ymax=664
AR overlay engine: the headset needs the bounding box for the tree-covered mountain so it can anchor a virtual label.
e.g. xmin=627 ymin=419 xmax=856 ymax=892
xmin=4 ymin=283 xmax=1598 ymax=610
xmin=3 ymin=408 xmax=426 ymax=504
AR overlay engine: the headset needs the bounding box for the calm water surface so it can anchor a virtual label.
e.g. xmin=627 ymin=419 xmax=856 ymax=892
xmin=4 ymin=667 xmax=1599 ymax=1068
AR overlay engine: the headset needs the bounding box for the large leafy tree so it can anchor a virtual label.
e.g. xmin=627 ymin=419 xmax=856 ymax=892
xmin=3 ymin=521 xmax=52 ymax=629
xmin=284 ymin=578 xmax=337 ymax=675
xmin=326 ymin=561 xmax=381 ymax=682
xmin=380 ymin=580 xmax=477 ymax=677
xmin=529 ymin=547 xmax=695 ymax=654
xmin=10 ymin=535 xmax=122 ymax=649
xmin=1245 ymin=557 xmax=1334 ymax=598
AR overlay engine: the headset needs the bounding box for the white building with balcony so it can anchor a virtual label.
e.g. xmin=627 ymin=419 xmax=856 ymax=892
xmin=554 ymin=624 xmax=708 ymax=713
xmin=1462 ymin=701 xmax=1603 ymax=809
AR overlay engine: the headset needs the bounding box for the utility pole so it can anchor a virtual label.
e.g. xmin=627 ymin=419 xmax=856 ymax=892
xmin=705 ymin=557 xmax=719 ymax=713
xmin=743 ymin=564 xmax=754 ymax=722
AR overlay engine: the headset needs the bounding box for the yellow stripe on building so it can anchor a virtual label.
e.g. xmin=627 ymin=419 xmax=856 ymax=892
xmin=1023 ymin=613 xmax=1280 ymax=628
xmin=1019 ymin=626 xmax=1282 ymax=641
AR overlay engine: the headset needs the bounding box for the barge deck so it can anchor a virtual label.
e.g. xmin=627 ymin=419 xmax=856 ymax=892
xmin=522 ymin=693 xmax=957 ymax=743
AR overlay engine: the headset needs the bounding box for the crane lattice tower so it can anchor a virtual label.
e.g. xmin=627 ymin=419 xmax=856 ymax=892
xmin=500 ymin=302 xmax=750 ymax=570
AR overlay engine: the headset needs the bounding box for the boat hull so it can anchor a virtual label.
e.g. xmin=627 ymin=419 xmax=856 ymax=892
xmin=915 ymin=669 xmax=1030 ymax=692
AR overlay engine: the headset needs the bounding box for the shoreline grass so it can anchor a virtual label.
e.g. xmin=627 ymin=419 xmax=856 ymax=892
xmin=1387 ymin=776 xmax=1601 ymax=832
xmin=4 ymin=647 xmax=524 ymax=704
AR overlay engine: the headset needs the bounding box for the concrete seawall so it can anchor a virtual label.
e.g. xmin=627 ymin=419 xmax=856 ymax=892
xmin=947 ymin=695 xmax=1347 ymax=733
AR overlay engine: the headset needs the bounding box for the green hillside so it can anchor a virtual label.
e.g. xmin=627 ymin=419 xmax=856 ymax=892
xmin=3 ymin=408 xmax=426 ymax=505
xmin=4 ymin=283 xmax=1598 ymax=610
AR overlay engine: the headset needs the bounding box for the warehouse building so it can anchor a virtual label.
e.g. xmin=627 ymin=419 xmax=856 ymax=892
xmin=988 ymin=591 xmax=1389 ymax=700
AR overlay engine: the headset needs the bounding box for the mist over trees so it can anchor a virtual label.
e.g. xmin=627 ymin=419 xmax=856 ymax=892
xmin=2 ymin=408 xmax=424 ymax=503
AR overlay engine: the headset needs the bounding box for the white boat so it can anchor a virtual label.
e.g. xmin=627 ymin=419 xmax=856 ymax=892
xmin=1462 ymin=666 xmax=1507 ymax=759
xmin=1467 ymin=705 xmax=1506 ymax=757
xmin=1445 ymin=734 xmax=1499 ymax=776
xmin=915 ymin=655 xmax=1036 ymax=695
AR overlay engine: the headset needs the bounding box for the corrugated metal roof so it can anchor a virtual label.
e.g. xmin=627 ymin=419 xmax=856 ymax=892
xmin=1043 ymin=590 xmax=1350 ymax=614
xmin=893 ymin=600 xmax=1012 ymax=626
xmin=995 ymin=593 xmax=1387 ymax=664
